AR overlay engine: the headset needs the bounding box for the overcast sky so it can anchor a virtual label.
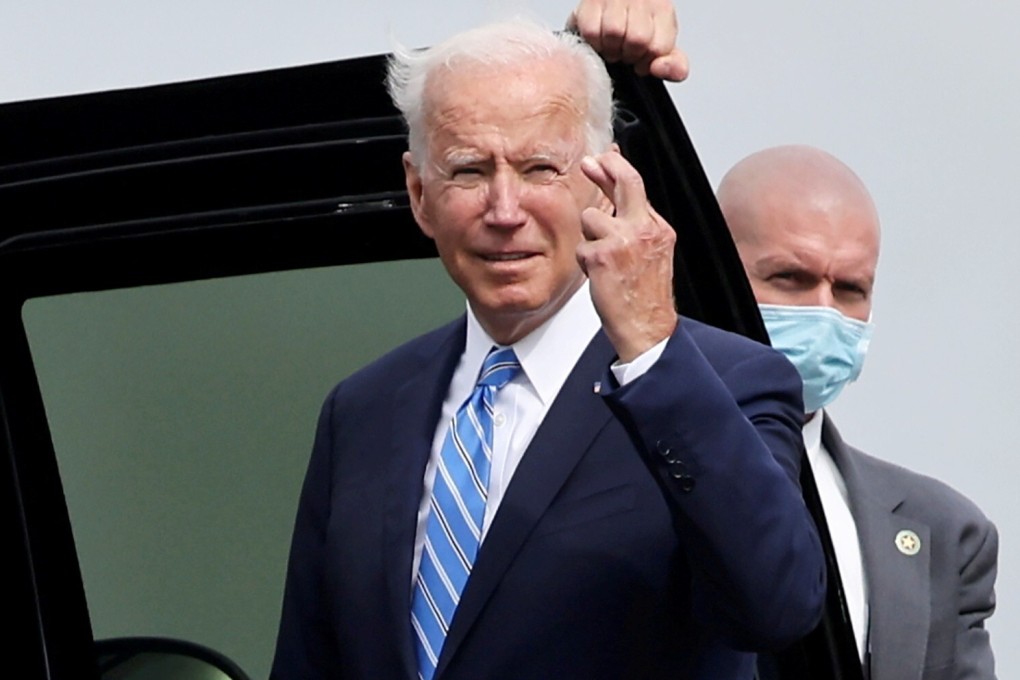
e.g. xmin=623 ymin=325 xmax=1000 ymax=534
xmin=3 ymin=0 xmax=1017 ymax=674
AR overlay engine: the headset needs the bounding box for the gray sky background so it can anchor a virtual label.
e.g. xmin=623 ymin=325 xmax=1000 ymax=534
xmin=3 ymin=0 xmax=1016 ymax=675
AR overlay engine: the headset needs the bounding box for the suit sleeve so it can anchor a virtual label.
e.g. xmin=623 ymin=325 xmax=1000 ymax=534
xmin=271 ymin=388 xmax=340 ymax=680
xmin=600 ymin=322 xmax=826 ymax=651
xmin=954 ymin=510 xmax=998 ymax=679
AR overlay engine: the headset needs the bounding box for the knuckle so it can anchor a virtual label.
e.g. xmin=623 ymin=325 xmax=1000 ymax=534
xmin=578 ymin=24 xmax=601 ymax=44
xmin=602 ymin=23 xmax=627 ymax=42
xmin=621 ymin=30 xmax=652 ymax=55
xmin=616 ymin=164 xmax=644 ymax=189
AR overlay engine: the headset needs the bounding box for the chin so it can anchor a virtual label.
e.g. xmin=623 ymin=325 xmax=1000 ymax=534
xmin=468 ymin=293 xmax=551 ymax=337
xmin=480 ymin=297 xmax=547 ymax=319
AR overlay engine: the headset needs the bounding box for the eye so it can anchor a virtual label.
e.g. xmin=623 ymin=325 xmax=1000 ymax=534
xmin=523 ymin=164 xmax=560 ymax=182
xmin=767 ymin=270 xmax=809 ymax=288
xmin=451 ymin=167 xmax=483 ymax=178
xmin=833 ymin=281 xmax=869 ymax=300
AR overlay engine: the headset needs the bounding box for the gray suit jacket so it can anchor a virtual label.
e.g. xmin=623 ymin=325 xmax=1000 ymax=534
xmin=822 ymin=417 xmax=997 ymax=680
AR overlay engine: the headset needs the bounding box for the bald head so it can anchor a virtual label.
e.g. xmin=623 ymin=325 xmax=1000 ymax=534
xmin=718 ymin=145 xmax=881 ymax=321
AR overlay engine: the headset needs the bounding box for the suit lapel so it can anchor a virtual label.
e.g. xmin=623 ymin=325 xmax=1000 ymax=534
xmin=823 ymin=418 xmax=930 ymax=680
xmin=434 ymin=331 xmax=617 ymax=677
xmin=383 ymin=318 xmax=467 ymax=680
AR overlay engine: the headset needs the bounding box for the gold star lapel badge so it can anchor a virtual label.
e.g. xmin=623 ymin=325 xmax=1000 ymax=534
xmin=895 ymin=529 xmax=921 ymax=556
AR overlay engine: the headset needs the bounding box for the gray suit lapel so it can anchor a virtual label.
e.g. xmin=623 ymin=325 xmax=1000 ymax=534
xmin=823 ymin=418 xmax=931 ymax=680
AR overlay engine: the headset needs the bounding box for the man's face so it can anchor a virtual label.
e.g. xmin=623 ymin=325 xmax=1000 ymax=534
xmin=403 ymin=57 xmax=609 ymax=344
xmin=731 ymin=188 xmax=879 ymax=322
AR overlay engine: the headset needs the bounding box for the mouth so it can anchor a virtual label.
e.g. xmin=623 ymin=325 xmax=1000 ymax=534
xmin=481 ymin=252 xmax=535 ymax=262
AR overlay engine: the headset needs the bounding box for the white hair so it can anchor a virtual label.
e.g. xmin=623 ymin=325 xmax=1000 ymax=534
xmin=386 ymin=18 xmax=615 ymax=169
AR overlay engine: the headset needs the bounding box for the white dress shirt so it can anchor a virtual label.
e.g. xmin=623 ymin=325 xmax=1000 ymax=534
xmin=804 ymin=410 xmax=869 ymax=662
xmin=411 ymin=282 xmax=667 ymax=581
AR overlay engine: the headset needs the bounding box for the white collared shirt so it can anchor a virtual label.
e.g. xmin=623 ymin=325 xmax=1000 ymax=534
xmin=804 ymin=410 xmax=869 ymax=662
xmin=411 ymin=282 xmax=667 ymax=581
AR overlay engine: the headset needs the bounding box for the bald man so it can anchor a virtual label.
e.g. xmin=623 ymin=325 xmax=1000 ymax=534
xmin=718 ymin=145 xmax=998 ymax=679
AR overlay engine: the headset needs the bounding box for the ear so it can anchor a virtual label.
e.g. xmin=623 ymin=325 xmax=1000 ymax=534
xmin=403 ymin=151 xmax=434 ymax=239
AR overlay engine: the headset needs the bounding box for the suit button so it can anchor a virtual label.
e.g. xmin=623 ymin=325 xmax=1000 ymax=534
xmin=671 ymin=467 xmax=695 ymax=492
xmin=656 ymin=440 xmax=679 ymax=463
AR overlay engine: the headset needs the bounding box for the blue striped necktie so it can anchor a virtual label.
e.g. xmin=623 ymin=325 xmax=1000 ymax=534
xmin=411 ymin=346 xmax=521 ymax=680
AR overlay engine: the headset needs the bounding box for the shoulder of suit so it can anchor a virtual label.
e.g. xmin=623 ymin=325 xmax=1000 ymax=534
xmin=678 ymin=316 xmax=798 ymax=386
xmin=679 ymin=316 xmax=774 ymax=359
xmin=843 ymin=440 xmax=995 ymax=530
xmin=325 ymin=316 xmax=464 ymax=398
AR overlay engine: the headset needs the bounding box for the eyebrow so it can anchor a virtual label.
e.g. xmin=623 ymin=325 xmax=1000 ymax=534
xmin=756 ymin=255 xmax=874 ymax=288
xmin=522 ymin=151 xmax=559 ymax=162
xmin=443 ymin=150 xmax=487 ymax=167
xmin=754 ymin=253 xmax=809 ymax=272
xmin=523 ymin=143 xmax=580 ymax=162
xmin=834 ymin=275 xmax=875 ymax=291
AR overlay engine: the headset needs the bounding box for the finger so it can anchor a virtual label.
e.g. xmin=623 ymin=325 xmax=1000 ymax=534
xmin=580 ymin=154 xmax=620 ymax=219
xmin=575 ymin=210 xmax=619 ymax=278
xmin=575 ymin=237 xmax=596 ymax=277
xmin=581 ymin=152 xmax=648 ymax=221
xmin=597 ymin=0 xmax=629 ymax=62
xmin=568 ymin=2 xmax=603 ymax=51
xmin=580 ymin=154 xmax=614 ymax=201
xmin=630 ymin=5 xmax=685 ymax=79
xmin=648 ymin=48 xmax=690 ymax=82
xmin=644 ymin=9 xmax=678 ymax=68
xmin=579 ymin=204 xmax=616 ymax=243
xmin=619 ymin=8 xmax=654 ymax=65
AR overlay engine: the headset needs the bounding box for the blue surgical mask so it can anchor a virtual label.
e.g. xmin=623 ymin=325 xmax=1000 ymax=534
xmin=759 ymin=304 xmax=874 ymax=413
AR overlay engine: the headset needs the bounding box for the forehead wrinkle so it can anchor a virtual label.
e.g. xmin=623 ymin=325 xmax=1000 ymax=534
xmin=426 ymin=74 xmax=583 ymax=126
xmin=754 ymin=249 xmax=816 ymax=273
xmin=423 ymin=59 xmax=589 ymax=156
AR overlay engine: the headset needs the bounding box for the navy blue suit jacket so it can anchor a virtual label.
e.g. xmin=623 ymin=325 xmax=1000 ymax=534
xmin=272 ymin=316 xmax=825 ymax=679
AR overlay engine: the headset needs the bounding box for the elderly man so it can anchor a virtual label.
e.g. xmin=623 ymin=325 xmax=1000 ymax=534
xmin=271 ymin=20 xmax=825 ymax=680
xmin=718 ymin=145 xmax=998 ymax=679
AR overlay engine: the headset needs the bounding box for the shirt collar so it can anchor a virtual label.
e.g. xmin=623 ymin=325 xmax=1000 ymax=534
xmin=464 ymin=281 xmax=601 ymax=405
xmin=803 ymin=409 xmax=825 ymax=464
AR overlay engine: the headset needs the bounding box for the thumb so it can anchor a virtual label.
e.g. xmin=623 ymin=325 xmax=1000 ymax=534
xmin=649 ymin=49 xmax=690 ymax=82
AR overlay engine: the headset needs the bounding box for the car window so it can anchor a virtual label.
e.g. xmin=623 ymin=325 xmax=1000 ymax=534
xmin=22 ymin=258 xmax=462 ymax=678
xmin=2 ymin=55 xmax=860 ymax=680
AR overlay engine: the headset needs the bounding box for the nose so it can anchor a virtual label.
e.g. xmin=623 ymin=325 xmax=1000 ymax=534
xmin=808 ymin=284 xmax=836 ymax=309
xmin=483 ymin=168 xmax=527 ymax=229
xmin=806 ymin=282 xmax=866 ymax=321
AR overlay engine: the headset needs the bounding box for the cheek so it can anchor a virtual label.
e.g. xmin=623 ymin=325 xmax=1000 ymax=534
xmin=750 ymin=281 xmax=793 ymax=305
xmin=557 ymin=173 xmax=600 ymax=210
xmin=423 ymin=187 xmax=485 ymax=236
xmin=526 ymin=183 xmax=589 ymax=227
xmin=841 ymin=301 xmax=872 ymax=323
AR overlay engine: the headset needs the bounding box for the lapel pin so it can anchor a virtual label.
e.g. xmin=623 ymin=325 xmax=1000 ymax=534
xmin=593 ymin=381 xmax=602 ymax=394
xmin=895 ymin=529 xmax=921 ymax=556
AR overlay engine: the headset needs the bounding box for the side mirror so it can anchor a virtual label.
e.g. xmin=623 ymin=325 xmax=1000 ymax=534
xmin=95 ymin=637 xmax=251 ymax=680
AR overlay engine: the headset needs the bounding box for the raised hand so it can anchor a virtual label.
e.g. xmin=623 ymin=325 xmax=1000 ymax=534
xmin=567 ymin=0 xmax=689 ymax=81
xmin=576 ymin=151 xmax=678 ymax=362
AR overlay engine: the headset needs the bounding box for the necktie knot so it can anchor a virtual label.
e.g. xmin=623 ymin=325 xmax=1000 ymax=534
xmin=477 ymin=346 xmax=520 ymax=390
